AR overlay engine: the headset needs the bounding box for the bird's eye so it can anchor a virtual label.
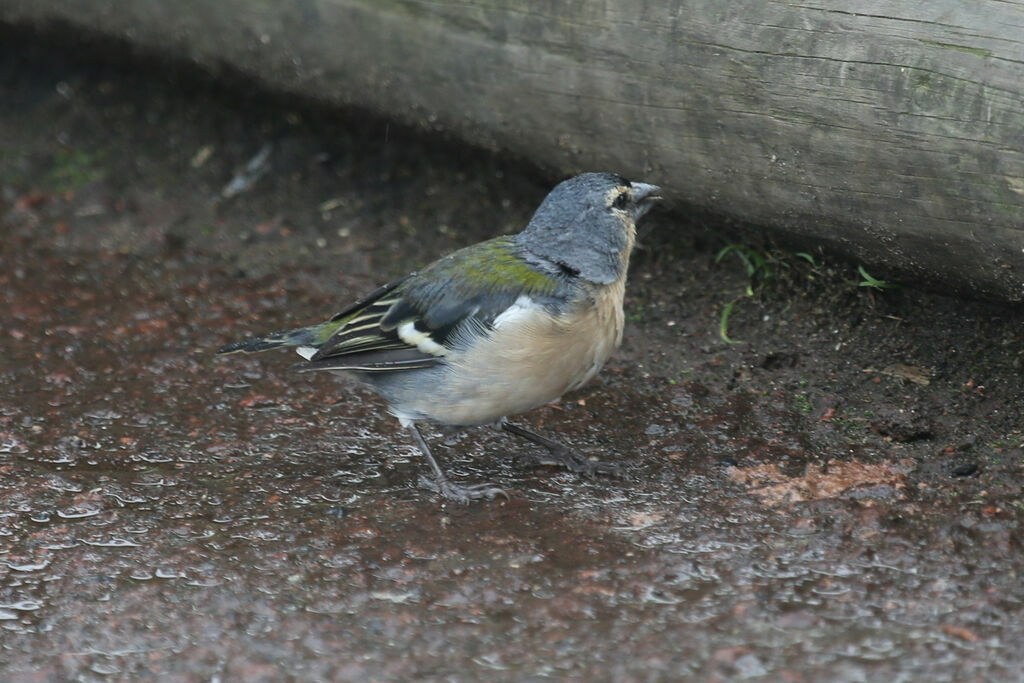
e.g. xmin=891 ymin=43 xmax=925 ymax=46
xmin=612 ymin=191 xmax=630 ymax=210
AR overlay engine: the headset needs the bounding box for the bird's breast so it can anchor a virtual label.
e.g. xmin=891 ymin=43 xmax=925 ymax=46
xmin=404 ymin=280 xmax=626 ymax=427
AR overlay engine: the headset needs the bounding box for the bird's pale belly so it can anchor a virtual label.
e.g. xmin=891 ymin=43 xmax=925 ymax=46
xmin=399 ymin=281 xmax=626 ymax=427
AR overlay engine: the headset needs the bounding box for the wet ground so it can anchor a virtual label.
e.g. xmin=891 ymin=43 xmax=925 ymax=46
xmin=2 ymin=30 xmax=1023 ymax=681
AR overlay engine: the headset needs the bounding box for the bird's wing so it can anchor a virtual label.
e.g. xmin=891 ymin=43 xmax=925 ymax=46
xmin=216 ymin=280 xmax=409 ymax=357
xmin=302 ymin=236 xmax=565 ymax=373
xmin=296 ymin=275 xmax=432 ymax=372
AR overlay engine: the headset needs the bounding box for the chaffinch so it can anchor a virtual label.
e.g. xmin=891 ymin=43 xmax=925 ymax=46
xmin=219 ymin=172 xmax=661 ymax=503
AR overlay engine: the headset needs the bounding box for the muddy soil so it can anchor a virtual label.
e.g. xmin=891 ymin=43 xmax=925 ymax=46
xmin=2 ymin=28 xmax=1022 ymax=681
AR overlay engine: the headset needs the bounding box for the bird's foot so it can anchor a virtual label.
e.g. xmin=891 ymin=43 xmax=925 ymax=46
xmin=502 ymin=421 xmax=622 ymax=477
xmin=417 ymin=474 xmax=509 ymax=504
xmin=517 ymin=445 xmax=622 ymax=478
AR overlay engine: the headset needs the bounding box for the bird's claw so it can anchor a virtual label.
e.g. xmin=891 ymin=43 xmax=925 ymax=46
xmin=417 ymin=474 xmax=509 ymax=504
xmin=519 ymin=446 xmax=623 ymax=478
xmin=501 ymin=422 xmax=622 ymax=478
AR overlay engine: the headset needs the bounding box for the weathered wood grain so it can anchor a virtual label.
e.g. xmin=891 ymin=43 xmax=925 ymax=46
xmin=3 ymin=0 xmax=1022 ymax=299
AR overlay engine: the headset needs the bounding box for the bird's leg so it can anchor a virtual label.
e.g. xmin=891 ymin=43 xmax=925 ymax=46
xmin=501 ymin=421 xmax=622 ymax=477
xmin=406 ymin=424 xmax=508 ymax=504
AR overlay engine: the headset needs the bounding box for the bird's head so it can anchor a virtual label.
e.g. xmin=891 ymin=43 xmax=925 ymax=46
xmin=517 ymin=172 xmax=661 ymax=285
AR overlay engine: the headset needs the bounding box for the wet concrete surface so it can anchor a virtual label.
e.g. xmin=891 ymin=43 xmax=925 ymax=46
xmin=2 ymin=31 xmax=1023 ymax=681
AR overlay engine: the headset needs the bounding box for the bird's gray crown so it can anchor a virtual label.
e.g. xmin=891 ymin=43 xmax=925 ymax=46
xmin=516 ymin=172 xmax=650 ymax=285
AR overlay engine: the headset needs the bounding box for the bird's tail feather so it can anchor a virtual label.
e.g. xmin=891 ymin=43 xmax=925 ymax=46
xmin=217 ymin=324 xmax=329 ymax=355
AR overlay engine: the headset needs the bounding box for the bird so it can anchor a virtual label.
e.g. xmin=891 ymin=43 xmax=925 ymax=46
xmin=218 ymin=172 xmax=661 ymax=503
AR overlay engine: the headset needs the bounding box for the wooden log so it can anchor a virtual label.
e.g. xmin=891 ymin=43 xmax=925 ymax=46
xmin=3 ymin=0 xmax=1022 ymax=299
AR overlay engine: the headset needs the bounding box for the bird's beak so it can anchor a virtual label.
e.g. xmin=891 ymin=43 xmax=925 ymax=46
xmin=631 ymin=182 xmax=662 ymax=218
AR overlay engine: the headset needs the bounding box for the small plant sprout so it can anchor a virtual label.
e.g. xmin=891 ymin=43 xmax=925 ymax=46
xmin=856 ymin=265 xmax=898 ymax=290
